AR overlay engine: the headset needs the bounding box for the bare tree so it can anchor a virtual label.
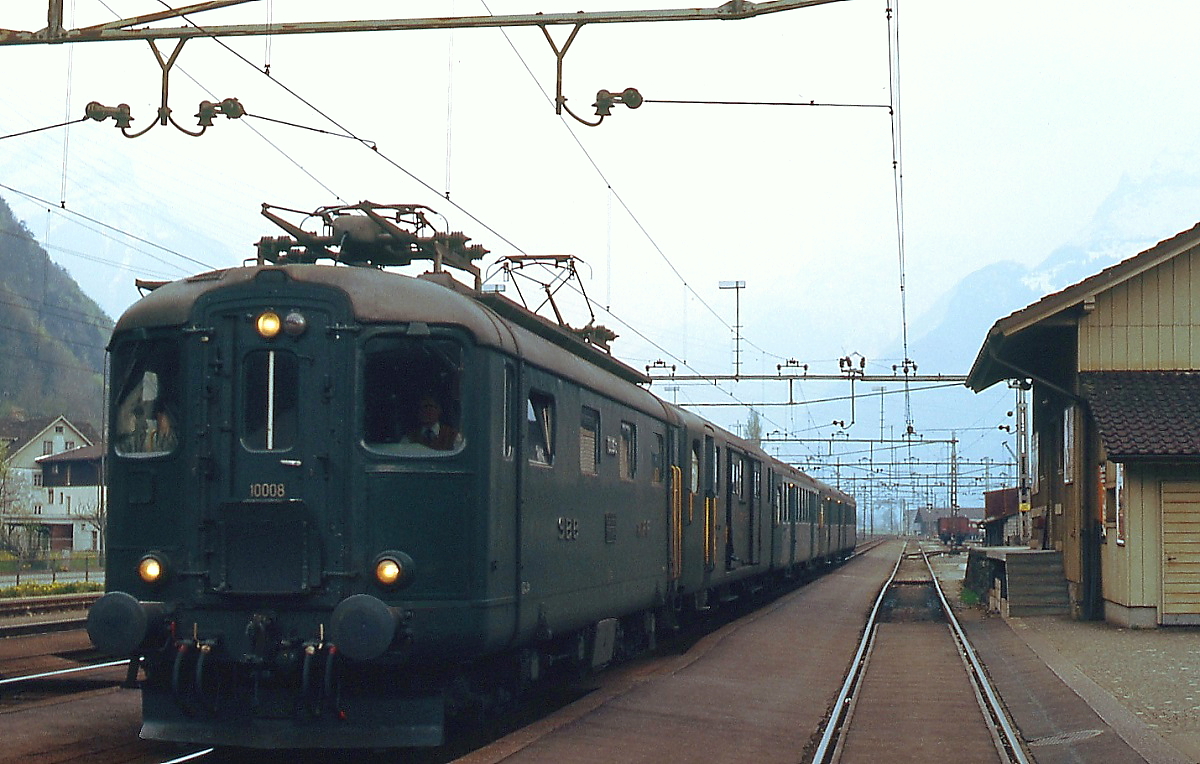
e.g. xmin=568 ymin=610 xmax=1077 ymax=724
xmin=79 ymin=498 xmax=106 ymax=565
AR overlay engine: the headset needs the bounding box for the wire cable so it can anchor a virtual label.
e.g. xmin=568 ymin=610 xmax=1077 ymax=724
xmin=0 ymin=117 xmax=88 ymax=142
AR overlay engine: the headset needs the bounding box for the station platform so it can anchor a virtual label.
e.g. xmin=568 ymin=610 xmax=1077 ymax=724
xmin=932 ymin=552 xmax=1198 ymax=764
xmin=460 ymin=542 xmax=1200 ymax=763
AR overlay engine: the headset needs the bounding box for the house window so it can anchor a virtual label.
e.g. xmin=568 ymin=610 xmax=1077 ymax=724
xmin=33 ymin=504 xmax=42 ymax=515
xmin=1031 ymin=431 xmax=1040 ymax=495
xmin=1115 ymin=464 xmax=1126 ymax=546
xmin=55 ymin=426 xmax=64 ymax=434
xmin=43 ymin=440 xmax=53 ymax=456
xmin=48 ymin=488 xmax=54 ymax=503
xmin=65 ymin=441 xmax=75 ymax=451
xmin=580 ymin=407 xmax=599 ymax=475
xmin=619 ymin=421 xmax=636 ymax=479
xmin=32 ymin=472 xmax=42 ymax=487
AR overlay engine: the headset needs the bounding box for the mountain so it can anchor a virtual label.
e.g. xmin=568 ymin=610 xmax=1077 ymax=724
xmin=0 ymin=195 xmax=112 ymax=431
xmin=914 ymin=159 xmax=1200 ymax=369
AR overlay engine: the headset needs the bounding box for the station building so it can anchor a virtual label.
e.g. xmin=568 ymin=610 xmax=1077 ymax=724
xmin=967 ymin=222 xmax=1200 ymax=626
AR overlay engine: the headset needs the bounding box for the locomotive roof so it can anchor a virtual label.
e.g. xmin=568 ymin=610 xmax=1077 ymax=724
xmin=113 ymin=264 xmax=669 ymax=419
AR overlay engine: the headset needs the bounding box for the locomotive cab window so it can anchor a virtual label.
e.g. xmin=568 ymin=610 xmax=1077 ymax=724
xmin=113 ymin=338 xmax=181 ymax=457
xmin=363 ymin=336 xmax=465 ymax=456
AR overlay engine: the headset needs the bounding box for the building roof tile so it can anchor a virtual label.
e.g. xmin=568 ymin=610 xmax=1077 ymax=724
xmin=1080 ymin=371 xmax=1200 ymax=460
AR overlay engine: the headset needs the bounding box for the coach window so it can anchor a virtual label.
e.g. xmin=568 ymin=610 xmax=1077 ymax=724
xmin=528 ymin=392 xmax=555 ymax=465
xmin=730 ymin=453 xmax=743 ymax=498
xmin=362 ymin=336 xmax=465 ymax=456
xmin=619 ymin=421 xmax=636 ymax=479
xmin=580 ymin=407 xmax=599 ymax=475
xmin=113 ymin=338 xmax=181 ymax=457
xmin=704 ymin=435 xmax=718 ymax=495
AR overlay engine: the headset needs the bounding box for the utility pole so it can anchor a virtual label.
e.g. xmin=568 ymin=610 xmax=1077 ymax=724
xmin=719 ymin=280 xmax=745 ymax=379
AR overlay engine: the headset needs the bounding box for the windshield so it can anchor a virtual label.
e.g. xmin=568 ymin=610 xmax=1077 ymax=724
xmin=362 ymin=335 xmax=465 ymax=457
xmin=113 ymin=338 xmax=181 ymax=457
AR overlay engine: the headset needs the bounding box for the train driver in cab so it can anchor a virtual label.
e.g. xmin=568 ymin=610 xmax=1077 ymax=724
xmin=404 ymin=395 xmax=463 ymax=451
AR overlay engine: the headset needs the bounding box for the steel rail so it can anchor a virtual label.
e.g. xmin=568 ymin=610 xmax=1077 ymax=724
xmin=809 ymin=543 xmax=902 ymax=763
xmin=0 ymin=658 xmax=129 ymax=687
xmin=924 ymin=547 xmax=1031 ymax=764
xmin=0 ymin=592 xmax=100 ymax=617
xmin=160 ymin=748 xmax=214 ymax=764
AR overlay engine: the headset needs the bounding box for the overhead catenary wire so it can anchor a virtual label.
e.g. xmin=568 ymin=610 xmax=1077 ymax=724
xmin=0 ymin=182 xmax=214 ymax=273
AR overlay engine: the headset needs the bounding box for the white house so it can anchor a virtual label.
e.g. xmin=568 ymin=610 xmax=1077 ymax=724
xmin=0 ymin=415 xmax=101 ymax=555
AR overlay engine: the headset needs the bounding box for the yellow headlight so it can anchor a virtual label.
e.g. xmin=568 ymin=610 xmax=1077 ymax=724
xmin=138 ymin=555 xmax=163 ymax=583
xmin=256 ymin=311 xmax=282 ymax=338
xmin=375 ymin=558 xmax=403 ymax=586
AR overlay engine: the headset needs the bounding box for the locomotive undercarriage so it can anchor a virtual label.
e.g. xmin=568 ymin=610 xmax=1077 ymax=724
xmin=133 ymin=604 xmax=663 ymax=749
xmin=137 ymin=608 xmax=446 ymax=748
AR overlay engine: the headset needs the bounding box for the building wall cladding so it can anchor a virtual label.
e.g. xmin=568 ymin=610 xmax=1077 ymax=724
xmin=1079 ymin=245 xmax=1200 ymax=371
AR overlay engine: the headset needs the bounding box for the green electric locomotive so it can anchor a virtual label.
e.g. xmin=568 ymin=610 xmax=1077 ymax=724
xmin=86 ymin=203 xmax=855 ymax=749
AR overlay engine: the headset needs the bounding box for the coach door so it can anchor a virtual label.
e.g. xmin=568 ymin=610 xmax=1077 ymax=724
xmin=202 ymin=292 xmax=344 ymax=596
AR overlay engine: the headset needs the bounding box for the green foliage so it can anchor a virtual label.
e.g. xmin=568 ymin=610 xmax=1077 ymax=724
xmin=0 ymin=194 xmax=112 ymax=428
xmin=0 ymin=581 xmax=104 ymax=598
xmin=960 ymin=587 xmax=981 ymax=606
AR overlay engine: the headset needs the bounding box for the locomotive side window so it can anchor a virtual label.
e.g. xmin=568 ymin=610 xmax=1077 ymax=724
xmin=619 ymin=421 xmax=636 ymax=480
xmin=502 ymin=364 xmax=516 ymax=459
xmin=362 ymin=336 xmax=465 ymax=456
xmin=113 ymin=339 xmax=181 ymax=457
xmin=242 ymin=350 xmax=299 ymax=451
xmin=527 ymin=392 xmax=554 ymax=465
xmin=651 ymin=432 xmax=664 ymax=483
xmin=580 ymin=407 xmax=599 ymax=475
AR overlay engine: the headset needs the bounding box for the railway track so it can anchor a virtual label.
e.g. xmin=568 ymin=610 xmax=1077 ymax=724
xmin=812 ymin=542 xmax=1029 ymax=763
xmin=0 ymin=593 xmax=97 ymax=637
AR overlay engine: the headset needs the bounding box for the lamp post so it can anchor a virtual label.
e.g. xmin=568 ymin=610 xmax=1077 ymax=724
xmin=719 ymin=280 xmax=745 ymax=378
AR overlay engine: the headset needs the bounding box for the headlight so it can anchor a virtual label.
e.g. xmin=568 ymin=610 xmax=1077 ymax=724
xmin=255 ymin=310 xmax=282 ymax=338
xmin=137 ymin=553 xmax=167 ymax=584
xmin=375 ymin=558 xmax=402 ymax=586
xmin=373 ymin=551 xmax=415 ymax=589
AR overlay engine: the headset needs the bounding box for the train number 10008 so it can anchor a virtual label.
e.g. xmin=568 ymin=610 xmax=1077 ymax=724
xmin=249 ymin=483 xmax=287 ymax=499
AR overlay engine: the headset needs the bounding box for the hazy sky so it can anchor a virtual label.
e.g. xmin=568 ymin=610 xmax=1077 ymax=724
xmin=3 ymin=1 xmax=1200 ymax=505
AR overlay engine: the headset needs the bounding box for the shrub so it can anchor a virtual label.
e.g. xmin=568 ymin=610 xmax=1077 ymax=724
xmin=0 ymin=581 xmax=104 ymax=599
